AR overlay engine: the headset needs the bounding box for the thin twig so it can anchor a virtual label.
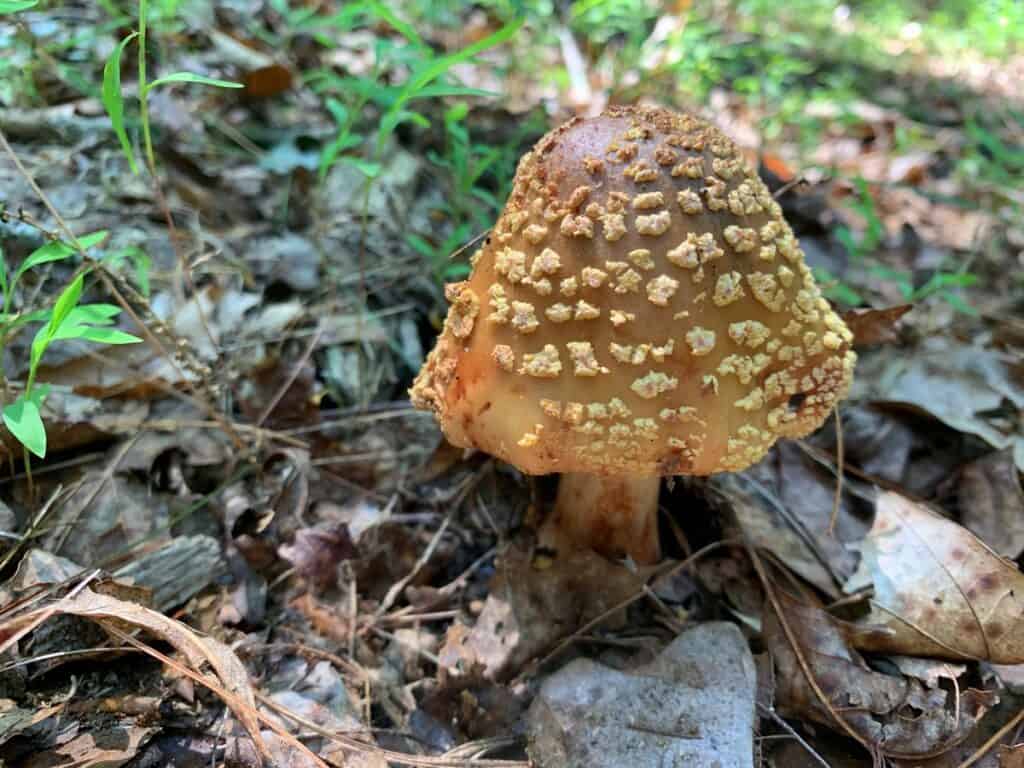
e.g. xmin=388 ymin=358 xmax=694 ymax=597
xmin=0 ymin=484 xmax=63 ymax=573
xmin=258 ymin=691 xmax=529 ymax=768
xmin=744 ymin=540 xmax=880 ymax=764
xmin=828 ymin=407 xmax=845 ymax=535
xmin=375 ymin=509 xmax=454 ymax=619
xmin=757 ymin=702 xmax=831 ymax=768
xmin=256 ymin=323 xmax=323 ymax=428
xmin=0 ymin=569 xmax=102 ymax=657
xmin=958 ymin=705 xmax=1024 ymax=768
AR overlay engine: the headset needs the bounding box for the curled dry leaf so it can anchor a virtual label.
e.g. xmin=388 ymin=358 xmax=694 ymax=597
xmin=766 ymin=591 xmax=996 ymax=757
xmin=841 ymin=304 xmax=912 ymax=348
xmin=26 ymin=589 xmax=266 ymax=757
xmin=849 ymin=490 xmax=1024 ymax=663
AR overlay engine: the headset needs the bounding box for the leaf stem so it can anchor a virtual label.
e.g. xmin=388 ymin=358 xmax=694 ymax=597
xmin=137 ymin=0 xmax=156 ymax=174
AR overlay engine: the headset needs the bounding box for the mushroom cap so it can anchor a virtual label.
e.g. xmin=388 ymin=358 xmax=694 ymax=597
xmin=411 ymin=106 xmax=856 ymax=477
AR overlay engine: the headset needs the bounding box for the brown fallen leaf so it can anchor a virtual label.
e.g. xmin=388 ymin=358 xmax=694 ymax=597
xmin=766 ymin=591 xmax=996 ymax=757
xmin=243 ymin=64 xmax=293 ymax=99
xmin=841 ymin=304 xmax=912 ymax=347
xmin=278 ymin=523 xmax=355 ymax=592
xmin=959 ymin=449 xmax=1024 ymax=560
xmin=849 ymin=491 xmax=1024 ymax=663
xmin=1001 ymin=745 xmax=1024 ymax=768
xmin=0 ymin=699 xmax=65 ymax=748
xmin=20 ymin=723 xmax=157 ymax=768
xmin=438 ymin=527 xmax=651 ymax=681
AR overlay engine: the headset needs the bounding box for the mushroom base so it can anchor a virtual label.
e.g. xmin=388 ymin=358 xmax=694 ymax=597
xmin=549 ymin=473 xmax=661 ymax=564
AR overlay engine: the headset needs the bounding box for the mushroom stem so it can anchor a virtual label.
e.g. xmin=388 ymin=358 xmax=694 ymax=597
xmin=551 ymin=473 xmax=661 ymax=564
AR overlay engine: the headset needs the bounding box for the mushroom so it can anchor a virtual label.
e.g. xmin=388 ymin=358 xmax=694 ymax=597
xmin=410 ymin=106 xmax=856 ymax=564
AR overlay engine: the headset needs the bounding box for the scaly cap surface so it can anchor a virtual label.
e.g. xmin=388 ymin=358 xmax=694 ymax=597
xmin=411 ymin=106 xmax=856 ymax=476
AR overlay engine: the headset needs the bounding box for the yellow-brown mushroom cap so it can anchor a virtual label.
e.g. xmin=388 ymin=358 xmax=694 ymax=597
xmin=411 ymin=106 xmax=856 ymax=477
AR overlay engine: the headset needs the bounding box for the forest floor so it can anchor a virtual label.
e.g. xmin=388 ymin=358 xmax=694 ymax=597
xmin=0 ymin=2 xmax=1022 ymax=766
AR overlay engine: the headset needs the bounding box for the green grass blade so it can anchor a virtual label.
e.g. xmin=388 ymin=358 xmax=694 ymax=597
xmin=0 ymin=1 xmax=38 ymax=12
xmin=376 ymin=17 xmax=523 ymax=154
xmin=102 ymin=31 xmax=139 ymax=174
xmin=144 ymin=72 xmax=243 ymax=93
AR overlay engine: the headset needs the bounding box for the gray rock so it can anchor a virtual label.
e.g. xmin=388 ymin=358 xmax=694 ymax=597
xmin=527 ymin=622 xmax=756 ymax=768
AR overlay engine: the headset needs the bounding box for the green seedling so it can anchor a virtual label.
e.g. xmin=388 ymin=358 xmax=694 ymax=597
xmin=102 ymin=0 xmax=242 ymax=174
xmin=0 ymin=234 xmax=142 ymax=459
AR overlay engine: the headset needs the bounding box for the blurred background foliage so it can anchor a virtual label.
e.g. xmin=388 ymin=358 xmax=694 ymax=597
xmin=2 ymin=0 xmax=1021 ymax=311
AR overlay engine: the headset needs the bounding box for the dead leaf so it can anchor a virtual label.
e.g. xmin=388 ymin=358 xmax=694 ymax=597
xmin=278 ymin=524 xmax=355 ymax=592
xmin=842 ymin=304 xmax=912 ymax=347
xmin=852 ymin=337 xmax=1024 ymax=471
xmin=243 ymin=64 xmax=293 ymax=99
xmin=421 ymin=669 xmax=527 ymax=742
xmin=1001 ymin=745 xmax=1024 ymax=767
xmin=959 ymin=449 xmax=1024 ymax=559
xmin=766 ymin=591 xmax=996 ymax=757
xmin=848 ymin=491 xmax=1024 ymax=663
xmin=28 ymin=588 xmax=266 ymax=756
xmin=715 ymin=442 xmax=871 ymax=599
xmin=760 ymin=150 xmax=796 ymax=182
xmin=438 ymin=528 xmax=651 ymax=680
xmin=19 ymin=723 xmax=156 ymax=768
xmin=0 ymin=699 xmax=64 ymax=748
xmin=43 ymin=473 xmax=170 ymax=567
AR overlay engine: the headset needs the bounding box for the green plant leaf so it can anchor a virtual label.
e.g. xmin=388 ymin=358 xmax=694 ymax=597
xmin=363 ymin=0 xmax=424 ymax=48
xmin=325 ymin=97 xmax=349 ymax=124
xmin=47 ymin=273 xmax=84 ymax=340
xmin=103 ymin=245 xmax=151 ymax=296
xmin=813 ymin=267 xmax=863 ymax=306
xmin=341 ymin=156 xmax=381 ymax=179
xmin=75 ymin=230 xmax=110 ymax=251
xmin=405 ymin=234 xmax=436 ymax=260
xmin=0 ymin=308 xmax=49 ymax=333
xmin=3 ymin=386 xmax=50 ymax=459
xmin=870 ymin=266 xmax=915 ymax=299
xmin=915 ymin=271 xmax=979 ymax=299
xmin=408 ymin=84 xmax=499 ymax=101
xmin=15 ymin=230 xmax=108 ymax=282
xmin=103 ymin=31 xmax=139 ymax=174
xmin=65 ymin=303 xmax=122 ymax=324
xmin=15 ymin=241 xmax=73 ymax=278
xmin=0 ymin=0 xmax=38 ymax=12
xmin=376 ymin=17 xmax=523 ymax=154
xmin=443 ymin=263 xmax=471 ymax=280
xmin=53 ymin=325 xmax=141 ymax=344
xmin=938 ymin=291 xmax=978 ymax=316
xmin=144 ymin=72 xmax=243 ymax=93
